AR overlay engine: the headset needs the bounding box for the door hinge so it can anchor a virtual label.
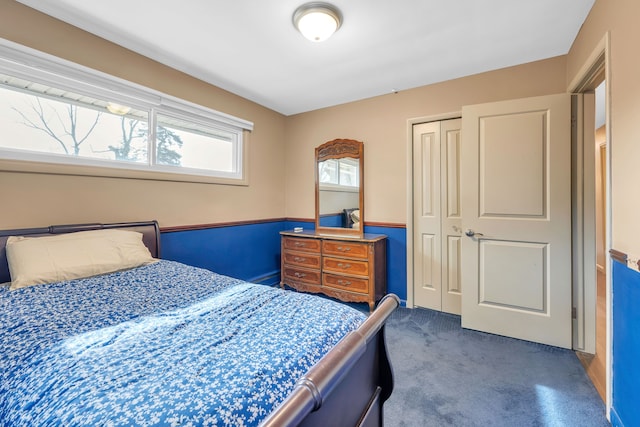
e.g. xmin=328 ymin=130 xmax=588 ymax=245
xmin=572 ymin=307 xmax=577 ymax=319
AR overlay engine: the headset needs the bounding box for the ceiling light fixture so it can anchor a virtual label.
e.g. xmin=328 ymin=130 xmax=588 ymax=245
xmin=106 ymin=102 xmax=131 ymax=115
xmin=293 ymin=2 xmax=342 ymax=42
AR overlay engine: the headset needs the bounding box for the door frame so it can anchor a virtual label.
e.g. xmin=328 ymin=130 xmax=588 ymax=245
xmin=406 ymin=112 xmax=460 ymax=308
xmin=572 ymin=91 xmax=597 ymax=355
xmin=567 ymin=31 xmax=612 ymax=416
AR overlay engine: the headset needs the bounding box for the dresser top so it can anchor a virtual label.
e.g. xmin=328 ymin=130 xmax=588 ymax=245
xmin=280 ymin=229 xmax=386 ymax=242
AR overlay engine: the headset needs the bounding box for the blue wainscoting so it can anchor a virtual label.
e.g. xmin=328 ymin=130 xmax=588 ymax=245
xmin=160 ymin=219 xmax=408 ymax=304
xmin=363 ymin=224 xmax=407 ymax=304
xmin=284 ymin=219 xmax=315 ymax=232
xmin=318 ymin=214 xmax=343 ymax=228
xmin=161 ymin=220 xmax=284 ymax=286
xmin=610 ymin=260 xmax=640 ymax=427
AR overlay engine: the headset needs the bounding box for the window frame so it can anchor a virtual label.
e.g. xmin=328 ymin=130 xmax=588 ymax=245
xmin=0 ymin=39 xmax=253 ymax=185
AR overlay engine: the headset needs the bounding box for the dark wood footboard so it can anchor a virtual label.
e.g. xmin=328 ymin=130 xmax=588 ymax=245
xmin=260 ymin=293 xmax=400 ymax=427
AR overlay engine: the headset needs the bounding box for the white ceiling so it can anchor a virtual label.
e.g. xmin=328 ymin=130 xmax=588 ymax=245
xmin=17 ymin=0 xmax=595 ymax=116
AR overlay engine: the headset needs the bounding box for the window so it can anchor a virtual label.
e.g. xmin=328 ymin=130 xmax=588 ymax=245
xmin=319 ymin=157 xmax=359 ymax=188
xmin=0 ymin=40 xmax=253 ymax=183
xmin=155 ymin=114 xmax=240 ymax=176
xmin=0 ymin=80 xmax=150 ymax=164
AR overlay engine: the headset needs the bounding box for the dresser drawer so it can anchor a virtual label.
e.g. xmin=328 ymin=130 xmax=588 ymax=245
xmin=323 ymin=256 xmax=369 ymax=276
xmin=282 ymin=266 xmax=321 ymax=285
xmin=283 ymin=251 xmax=321 ymax=269
xmin=322 ymin=240 xmax=369 ymax=259
xmin=323 ymin=273 xmax=369 ymax=293
xmin=283 ymin=237 xmax=321 ymax=254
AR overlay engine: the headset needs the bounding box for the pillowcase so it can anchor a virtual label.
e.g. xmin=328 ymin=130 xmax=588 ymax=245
xmin=350 ymin=209 xmax=360 ymax=224
xmin=6 ymin=229 xmax=156 ymax=290
xmin=350 ymin=210 xmax=361 ymax=230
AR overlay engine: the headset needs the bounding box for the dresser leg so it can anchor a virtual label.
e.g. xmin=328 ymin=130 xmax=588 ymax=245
xmin=368 ymin=301 xmax=374 ymax=313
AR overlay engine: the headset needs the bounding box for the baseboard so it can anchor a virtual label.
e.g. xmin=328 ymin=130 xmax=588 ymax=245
xmin=249 ymin=270 xmax=281 ymax=286
xmin=609 ymin=407 xmax=623 ymax=427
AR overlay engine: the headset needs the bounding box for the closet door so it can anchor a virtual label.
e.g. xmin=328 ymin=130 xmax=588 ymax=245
xmin=412 ymin=119 xmax=462 ymax=314
xmin=440 ymin=119 xmax=462 ymax=314
xmin=413 ymin=121 xmax=442 ymax=311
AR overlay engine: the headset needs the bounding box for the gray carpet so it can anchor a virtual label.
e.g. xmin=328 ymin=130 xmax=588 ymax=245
xmin=382 ymin=307 xmax=609 ymax=427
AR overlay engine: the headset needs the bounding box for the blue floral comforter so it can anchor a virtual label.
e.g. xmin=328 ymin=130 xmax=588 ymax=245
xmin=0 ymin=260 xmax=365 ymax=426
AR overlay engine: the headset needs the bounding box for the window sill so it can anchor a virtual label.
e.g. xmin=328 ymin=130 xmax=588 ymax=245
xmin=0 ymin=158 xmax=249 ymax=186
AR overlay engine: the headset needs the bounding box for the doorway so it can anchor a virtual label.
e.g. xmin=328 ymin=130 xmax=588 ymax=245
xmin=575 ymin=79 xmax=607 ymax=402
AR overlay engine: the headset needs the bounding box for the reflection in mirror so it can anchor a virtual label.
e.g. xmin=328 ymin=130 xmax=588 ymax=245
xmin=315 ymin=139 xmax=363 ymax=237
xmin=318 ymin=158 xmax=359 ymax=227
xmin=319 ymin=158 xmax=359 ymax=187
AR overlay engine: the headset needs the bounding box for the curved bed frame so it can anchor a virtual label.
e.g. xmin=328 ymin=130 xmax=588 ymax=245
xmin=0 ymin=220 xmax=398 ymax=427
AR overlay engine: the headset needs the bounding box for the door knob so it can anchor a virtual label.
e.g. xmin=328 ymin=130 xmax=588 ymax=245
xmin=465 ymin=229 xmax=484 ymax=237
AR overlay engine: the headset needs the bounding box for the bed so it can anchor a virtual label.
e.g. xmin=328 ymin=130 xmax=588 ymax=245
xmin=0 ymin=221 xmax=398 ymax=426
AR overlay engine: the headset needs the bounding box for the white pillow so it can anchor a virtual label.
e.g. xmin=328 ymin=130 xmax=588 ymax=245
xmin=350 ymin=209 xmax=360 ymax=224
xmin=6 ymin=229 xmax=156 ymax=290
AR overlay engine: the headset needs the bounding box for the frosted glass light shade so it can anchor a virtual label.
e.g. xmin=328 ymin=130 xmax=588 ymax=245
xmin=293 ymin=3 xmax=342 ymax=42
xmin=106 ymin=102 xmax=131 ymax=115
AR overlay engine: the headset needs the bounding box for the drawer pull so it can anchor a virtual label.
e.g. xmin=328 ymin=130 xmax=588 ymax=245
xmin=294 ymin=242 xmax=306 ymax=247
xmin=294 ymin=272 xmax=307 ymax=278
xmin=293 ymin=257 xmax=305 ymax=262
xmin=336 ymin=246 xmax=352 ymax=252
xmin=337 ymin=280 xmax=352 ymax=286
xmin=337 ymin=263 xmax=352 ymax=269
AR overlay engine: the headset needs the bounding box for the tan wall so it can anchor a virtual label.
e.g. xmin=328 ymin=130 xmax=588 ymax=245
xmin=568 ymin=0 xmax=640 ymax=255
xmin=319 ymin=189 xmax=358 ymax=215
xmin=5 ymin=0 xmax=631 ymax=240
xmin=0 ymin=0 xmax=286 ymax=229
xmin=284 ymin=56 xmax=568 ymax=224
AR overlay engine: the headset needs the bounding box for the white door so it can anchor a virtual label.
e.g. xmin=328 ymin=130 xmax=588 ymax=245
xmin=460 ymin=94 xmax=572 ymax=348
xmin=413 ymin=119 xmax=462 ymax=314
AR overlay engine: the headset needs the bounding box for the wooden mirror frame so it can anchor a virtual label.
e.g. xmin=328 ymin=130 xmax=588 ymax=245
xmin=315 ymin=138 xmax=364 ymax=237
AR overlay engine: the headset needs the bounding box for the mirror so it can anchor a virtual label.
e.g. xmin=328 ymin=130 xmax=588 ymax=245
xmin=315 ymin=139 xmax=364 ymax=237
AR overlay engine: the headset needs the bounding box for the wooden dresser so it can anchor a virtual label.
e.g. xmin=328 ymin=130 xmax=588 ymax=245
xmin=280 ymin=230 xmax=387 ymax=311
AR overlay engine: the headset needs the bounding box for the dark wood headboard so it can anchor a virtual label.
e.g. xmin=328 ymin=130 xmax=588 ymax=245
xmin=0 ymin=220 xmax=160 ymax=284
